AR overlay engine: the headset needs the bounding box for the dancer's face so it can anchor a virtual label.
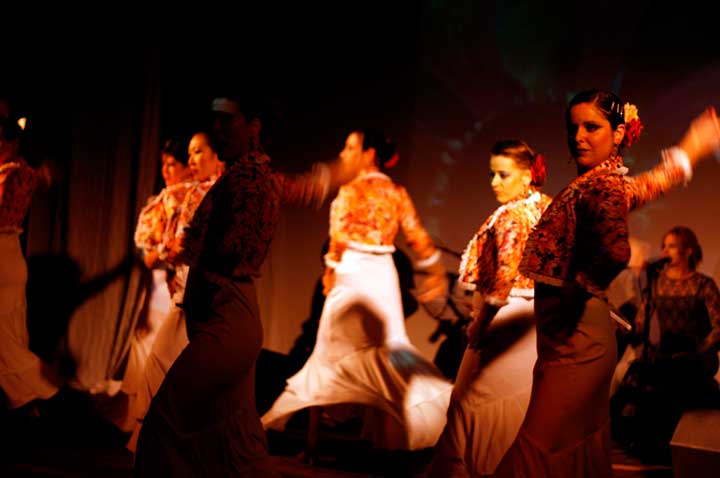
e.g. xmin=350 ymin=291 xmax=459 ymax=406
xmin=188 ymin=133 xmax=220 ymax=181
xmin=340 ymin=132 xmax=372 ymax=171
xmin=567 ymin=102 xmax=625 ymax=171
xmin=490 ymin=155 xmax=531 ymax=204
xmin=211 ymin=99 xmax=251 ymax=160
xmin=161 ymin=153 xmax=187 ymax=186
xmin=661 ymin=233 xmax=691 ymax=268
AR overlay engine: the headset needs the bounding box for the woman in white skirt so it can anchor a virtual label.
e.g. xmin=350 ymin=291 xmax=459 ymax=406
xmin=262 ymin=128 xmax=451 ymax=451
xmin=117 ymin=139 xmax=190 ymax=432
xmin=126 ymin=131 xmax=224 ymax=452
xmin=0 ymin=118 xmax=59 ymax=409
xmin=427 ymin=140 xmax=551 ymax=477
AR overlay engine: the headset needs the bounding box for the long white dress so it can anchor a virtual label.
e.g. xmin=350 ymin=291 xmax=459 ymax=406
xmin=127 ymin=175 xmax=218 ymax=452
xmin=262 ymin=171 xmax=452 ymax=450
xmin=0 ymin=159 xmax=59 ymax=408
xmin=126 ymin=270 xmax=189 ymax=452
xmin=427 ymin=191 xmax=551 ymax=477
xmin=112 ymin=268 xmax=171 ymax=430
xmin=262 ymin=247 xmax=452 ymax=450
xmin=429 ymin=297 xmax=535 ymax=477
xmin=0 ymin=231 xmax=59 ymax=408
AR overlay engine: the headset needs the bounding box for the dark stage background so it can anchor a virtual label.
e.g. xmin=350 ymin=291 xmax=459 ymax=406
xmin=3 ymin=2 xmax=720 ymax=389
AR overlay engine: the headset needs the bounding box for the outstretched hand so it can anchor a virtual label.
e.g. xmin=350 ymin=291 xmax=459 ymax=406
xmin=415 ymin=261 xmax=449 ymax=304
xmin=680 ymin=106 xmax=720 ymax=165
xmin=327 ymin=156 xmax=362 ymax=188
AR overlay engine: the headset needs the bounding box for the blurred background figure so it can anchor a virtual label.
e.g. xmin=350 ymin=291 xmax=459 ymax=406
xmin=0 ymin=117 xmax=60 ymax=411
xmin=115 ymin=139 xmax=190 ymax=434
xmin=612 ymin=226 xmax=720 ymax=462
xmin=262 ymin=128 xmax=451 ymax=458
xmin=127 ymin=131 xmax=224 ymax=452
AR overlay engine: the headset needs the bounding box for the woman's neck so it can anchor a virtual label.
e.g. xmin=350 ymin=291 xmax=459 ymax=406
xmin=507 ymin=187 xmax=537 ymax=204
xmin=665 ymin=263 xmax=694 ymax=279
xmin=576 ymin=154 xmax=621 ymax=176
xmin=358 ymin=165 xmax=380 ymax=177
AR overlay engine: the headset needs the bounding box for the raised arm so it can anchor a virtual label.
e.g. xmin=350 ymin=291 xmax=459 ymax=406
xmin=398 ymin=185 xmax=439 ymax=265
xmin=277 ymin=157 xmax=365 ymax=208
xmin=627 ymin=107 xmax=720 ymax=210
xmin=397 ymin=186 xmax=447 ymax=303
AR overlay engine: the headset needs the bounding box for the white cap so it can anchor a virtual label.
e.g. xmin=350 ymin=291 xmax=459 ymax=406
xmin=211 ymin=97 xmax=239 ymax=115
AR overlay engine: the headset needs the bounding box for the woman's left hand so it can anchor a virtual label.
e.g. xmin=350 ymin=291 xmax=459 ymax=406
xmin=466 ymin=300 xmax=501 ymax=350
xmin=415 ymin=261 xmax=448 ymax=303
xmin=466 ymin=315 xmax=486 ymax=351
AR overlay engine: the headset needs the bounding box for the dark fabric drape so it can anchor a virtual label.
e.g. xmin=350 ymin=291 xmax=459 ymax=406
xmin=23 ymin=48 xmax=161 ymax=391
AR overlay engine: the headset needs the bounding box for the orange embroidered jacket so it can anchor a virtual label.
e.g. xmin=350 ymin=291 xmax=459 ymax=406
xmin=324 ymin=171 xmax=439 ymax=268
xmin=134 ymin=181 xmax=192 ymax=258
xmin=0 ymin=159 xmax=36 ymax=232
xmin=458 ymin=190 xmax=552 ymax=306
xmin=164 ymin=175 xmax=221 ymax=264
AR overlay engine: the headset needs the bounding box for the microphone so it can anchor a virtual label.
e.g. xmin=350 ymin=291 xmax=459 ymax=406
xmin=644 ymin=257 xmax=670 ymax=280
xmin=645 ymin=256 xmax=670 ymax=269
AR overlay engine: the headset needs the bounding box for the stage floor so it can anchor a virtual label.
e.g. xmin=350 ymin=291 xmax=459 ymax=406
xmin=1 ymin=388 xmax=672 ymax=477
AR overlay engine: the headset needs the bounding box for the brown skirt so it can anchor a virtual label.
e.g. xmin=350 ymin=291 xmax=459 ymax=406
xmin=134 ymin=268 xmax=278 ymax=477
xmin=495 ymin=289 xmax=617 ymax=478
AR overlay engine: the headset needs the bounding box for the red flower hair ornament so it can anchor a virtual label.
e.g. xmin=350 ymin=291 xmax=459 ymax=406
xmin=622 ymin=102 xmax=644 ymax=148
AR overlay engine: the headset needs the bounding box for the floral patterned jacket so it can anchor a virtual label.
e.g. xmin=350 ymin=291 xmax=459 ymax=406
xmin=133 ymin=181 xmax=192 ymax=258
xmin=324 ymin=170 xmax=439 ymax=269
xmin=458 ymin=190 xmax=552 ymax=306
xmin=163 ymin=175 xmax=220 ymax=264
xmin=0 ymin=159 xmax=36 ymax=232
xmin=520 ymin=150 xmax=691 ymax=297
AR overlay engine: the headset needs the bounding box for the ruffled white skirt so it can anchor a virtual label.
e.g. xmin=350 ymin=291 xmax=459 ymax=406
xmin=127 ymin=266 xmax=189 ymax=452
xmin=262 ymin=249 xmax=452 ymax=450
xmin=428 ymin=296 xmax=536 ymax=477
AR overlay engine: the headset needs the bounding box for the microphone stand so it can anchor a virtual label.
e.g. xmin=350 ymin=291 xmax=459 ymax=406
xmin=640 ymin=260 xmax=665 ymax=361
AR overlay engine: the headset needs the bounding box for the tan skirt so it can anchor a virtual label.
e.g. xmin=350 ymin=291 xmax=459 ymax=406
xmin=0 ymin=231 xmax=59 ymax=408
xmin=495 ymin=295 xmax=616 ymax=478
